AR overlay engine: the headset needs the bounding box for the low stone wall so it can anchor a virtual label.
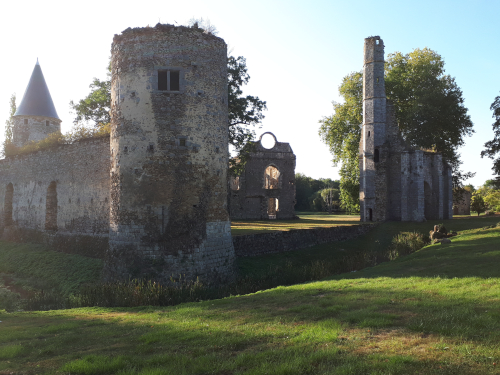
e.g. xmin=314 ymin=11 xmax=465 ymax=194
xmin=233 ymin=224 xmax=375 ymax=257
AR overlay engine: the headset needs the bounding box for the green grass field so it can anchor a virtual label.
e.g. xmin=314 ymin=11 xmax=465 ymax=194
xmin=231 ymin=212 xmax=362 ymax=236
xmin=1 ymin=217 xmax=500 ymax=374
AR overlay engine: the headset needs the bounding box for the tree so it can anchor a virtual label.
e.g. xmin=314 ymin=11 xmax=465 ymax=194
xmin=481 ymin=94 xmax=500 ymax=179
xmin=318 ymin=71 xmax=362 ymax=213
xmin=227 ymin=56 xmax=267 ymax=150
xmin=319 ymin=48 xmax=474 ymax=211
xmin=3 ymin=94 xmax=16 ymax=157
xmin=69 ymin=76 xmax=111 ymax=128
xmin=470 ymin=193 xmax=486 ymax=216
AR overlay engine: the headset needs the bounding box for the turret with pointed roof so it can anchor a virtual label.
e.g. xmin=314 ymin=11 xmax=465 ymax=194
xmin=12 ymin=60 xmax=61 ymax=148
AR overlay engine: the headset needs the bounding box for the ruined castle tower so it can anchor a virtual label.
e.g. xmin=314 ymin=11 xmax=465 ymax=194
xmin=359 ymin=36 xmax=387 ymax=222
xmin=106 ymin=24 xmax=235 ymax=281
xmin=359 ymin=36 xmax=453 ymax=222
xmin=12 ymin=60 xmax=61 ymax=147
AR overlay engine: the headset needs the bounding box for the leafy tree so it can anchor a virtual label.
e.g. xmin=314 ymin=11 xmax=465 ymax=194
xmin=319 ymin=48 xmax=474 ymax=211
xmin=318 ymin=72 xmax=362 ymax=213
xmin=295 ymin=173 xmax=340 ymax=211
xmin=3 ymin=94 xmax=16 ymax=157
xmin=70 ymin=76 xmax=111 ymax=128
xmin=481 ymin=94 xmax=500 ymax=179
xmin=470 ymin=193 xmax=486 ymax=216
xmin=227 ymin=56 xmax=267 ymax=150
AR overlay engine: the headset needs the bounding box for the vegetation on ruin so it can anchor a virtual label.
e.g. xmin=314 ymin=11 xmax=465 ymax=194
xmin=3 ymin=123 xmax=111 ymax=157
xmin=481 ymin=93 xmax=500 ymax=178
xmin=319 ymin=48 xmax=475 ymax=211
xmin=2 ymin=220 xmax=500 ymax=374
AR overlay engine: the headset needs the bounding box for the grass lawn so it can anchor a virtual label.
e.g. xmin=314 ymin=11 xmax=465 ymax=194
xmin=1 ymin=221 xmax=500 ymax=374
xmin=231 ymin=213 xmax=362 ymax=236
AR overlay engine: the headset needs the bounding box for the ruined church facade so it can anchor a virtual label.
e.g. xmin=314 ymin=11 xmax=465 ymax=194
xmin=0 ymin=24 xmax=236 ymax=282
xmin=359 ymin=36 xmax=453 ymax=222
xmin=229 ymin=132 xmax=296 ymax=220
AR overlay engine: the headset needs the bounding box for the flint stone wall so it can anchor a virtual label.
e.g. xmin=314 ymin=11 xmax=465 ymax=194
xmin=0 ymin=136 xmax=110 ymax=257
xmin=233 ymin=224 xmax=374 ymax=257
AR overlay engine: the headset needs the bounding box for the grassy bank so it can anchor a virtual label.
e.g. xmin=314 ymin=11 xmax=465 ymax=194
xmin=1 ymin=225 xmax=500 ymax=374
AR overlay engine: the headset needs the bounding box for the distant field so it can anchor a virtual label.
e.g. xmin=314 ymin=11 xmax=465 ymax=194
xmin=1 ymin=221 xmax=500 ymax=374
xmin=231 ymin=212 xmax=361 ymax=236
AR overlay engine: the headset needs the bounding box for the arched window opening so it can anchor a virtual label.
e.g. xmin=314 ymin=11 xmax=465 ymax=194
xmin=374 ymin=149 xmax=380 ymax=163
xmin=368 ymin=208 xmax=373 ymax=222
xmin=45 ymin=181 xmax=58 ymax=231
xmin=4 ymin=183 xmax=13 ymax=226
xmin=268 ymin=198 xmax=279 ymax=219
xmin=264 ymin=166 xmax=280 ymax=189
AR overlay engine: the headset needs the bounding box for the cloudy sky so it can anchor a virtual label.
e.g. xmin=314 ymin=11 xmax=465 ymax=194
xmin=1 ymin=0 xmax=498 ymax=187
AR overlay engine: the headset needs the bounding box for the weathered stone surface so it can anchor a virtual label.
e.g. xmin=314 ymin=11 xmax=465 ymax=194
xmin=359 ymin=36 xmax=453 ymax=222
xmin=229 ymin=132 xmax=296 ymax=220
xmin=106 ymin=24 xmax=235 ymax=282
xmin=233 ymin=224 xmax=374 ymax=257
xmin=0 ymin=137 xmax=111 ymax=257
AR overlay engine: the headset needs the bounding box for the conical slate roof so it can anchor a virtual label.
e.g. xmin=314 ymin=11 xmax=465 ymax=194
xmin=14 ymin=60 xmax=60 ymax=119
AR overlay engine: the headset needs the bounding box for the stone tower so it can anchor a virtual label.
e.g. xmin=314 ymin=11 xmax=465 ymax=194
xmin=12 ymin=60 xmax=61 ymax=147
xmin=106 ymin=24 xmax=235 ymax=282
xmin=360 ymin=36 xmax=387 ymax=222
xmin=359 ymin=36 xmax=453 ymax=222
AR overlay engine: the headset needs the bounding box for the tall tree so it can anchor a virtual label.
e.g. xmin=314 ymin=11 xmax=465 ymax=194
xmin=481 ymin=93 xmax=500 ymax=179
xmin=319 ymin=48 xmax=474 ymax=211
xmin=227 ymin=56 xmax=267 ymax=150
xmin=3 ymin=94 xmax=16 ymax=157
xmin=318 ymin=72 xmax=362 ymax=213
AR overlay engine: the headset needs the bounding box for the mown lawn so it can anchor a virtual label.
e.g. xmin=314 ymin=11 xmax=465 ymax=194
xmin=1 ymin=223 xmax=500 ymax=374
xmin=231 ymin=213 xmax=362 ymax=236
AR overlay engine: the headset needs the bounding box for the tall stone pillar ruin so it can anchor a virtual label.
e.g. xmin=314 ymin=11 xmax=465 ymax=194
xmin=106 ymin=24 xmax=235 ymax=282
xmin=360 ymin=36 xmax=387 ymax=222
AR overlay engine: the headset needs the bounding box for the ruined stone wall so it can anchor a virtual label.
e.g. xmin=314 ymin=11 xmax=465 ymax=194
xmin=0 ymin=137 xmax=110 ymax=257
xmin=107 ymin=24 xmax=235 ymax=282
xmin=453 ymin=190 xmax=471 ymax=215
xmin=12 ymin=115 xmax=61 ymax=148
xmin=233 ymin=224 xmax=374 ymax=257
xmin=230 ymin=133 xmax=296 ymax=220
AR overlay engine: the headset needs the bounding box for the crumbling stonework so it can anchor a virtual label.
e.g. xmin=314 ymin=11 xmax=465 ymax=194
xmin=0 ymin=137 xmax=110 ymax=257
xmin=229 ymin=132 xmax=296 ymax=219
xmin=359 ymin=36 xmax=453 ymax=222
xmin=106 ymin=24 xmax=235 ymax=281
xmin=453 ymin=190 xmax=472 ymax=215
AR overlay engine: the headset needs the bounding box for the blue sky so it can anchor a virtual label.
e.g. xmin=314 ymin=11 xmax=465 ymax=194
xmin=1 ymin=0 xmax=498 ymax=187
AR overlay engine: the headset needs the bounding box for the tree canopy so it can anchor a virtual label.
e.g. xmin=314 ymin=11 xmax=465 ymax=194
xmin=481 ymin=93 xmax=500 ymax=179
xmin=319 ymin=48 xmax=474 ymax=211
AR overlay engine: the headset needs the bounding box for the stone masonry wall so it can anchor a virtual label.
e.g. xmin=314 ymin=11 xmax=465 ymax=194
xmin=0 ymin=137 xmax=111 ymax=257
xmin=230 ymin=133 xmax=296 ymax=220
xmin=233 ymin=224 xmax=374 ymax=257
xmin=106 ymin=24 xmax=235 ymax=282
xmin=12 ymin=115 xmax=61 ymax=148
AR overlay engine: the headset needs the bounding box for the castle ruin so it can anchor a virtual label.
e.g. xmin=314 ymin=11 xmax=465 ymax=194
xmin=1 ymin=24 xmax=236 ymax=282
xmin=229 ymin=132 xmax=296 ymax=219
xmin=359 ymin=36 xmax=453 ymax=222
